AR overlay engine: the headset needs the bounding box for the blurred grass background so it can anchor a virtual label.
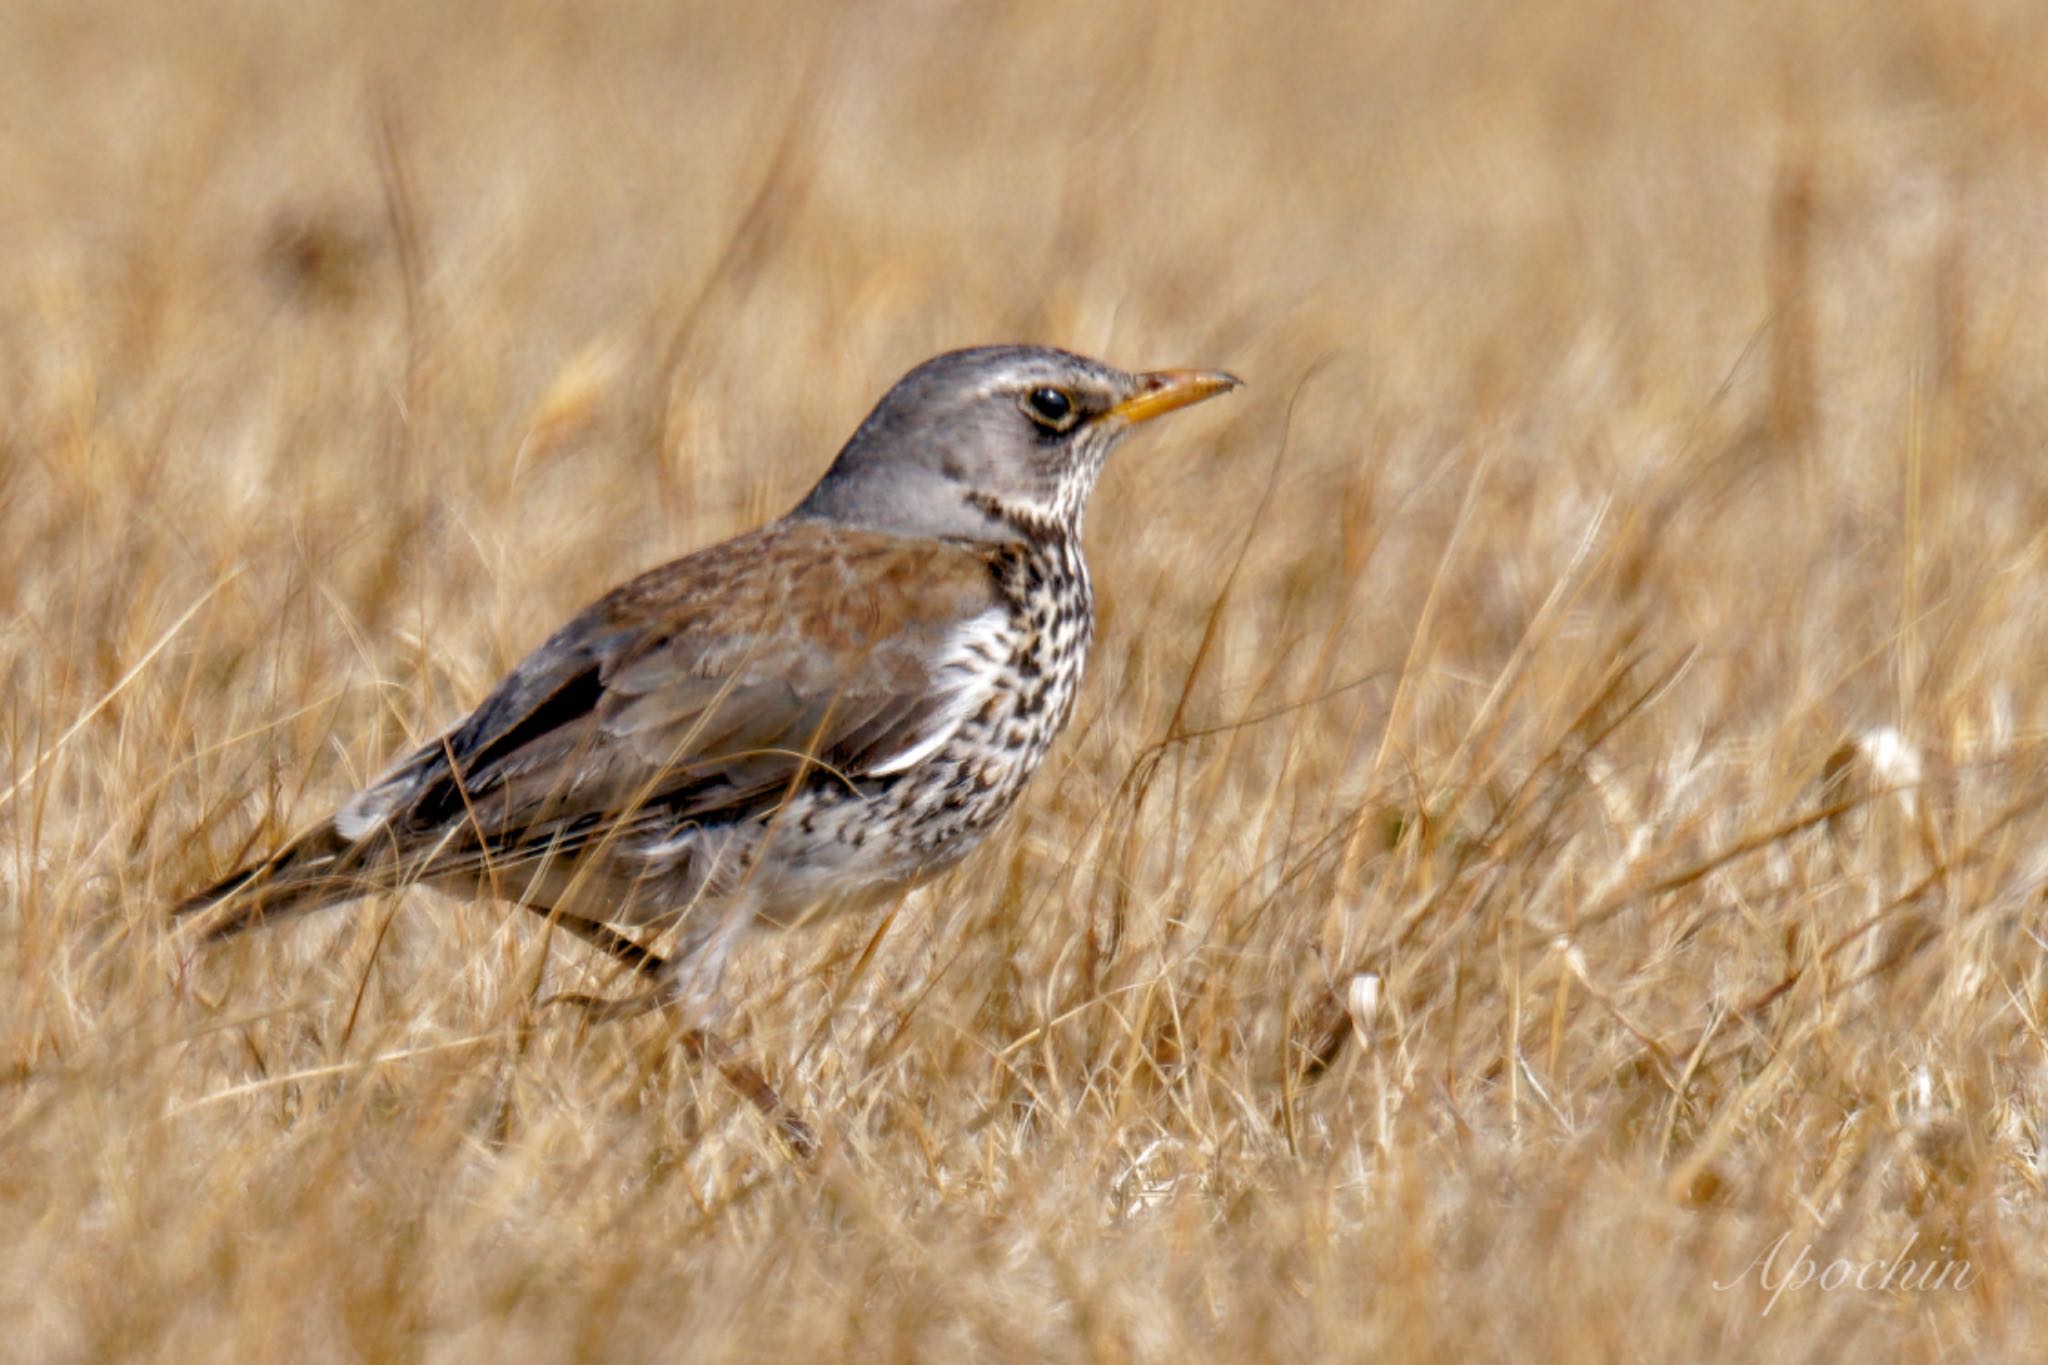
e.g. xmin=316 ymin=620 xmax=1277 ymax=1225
xmin=6 ymin=0 xmax=2048 ymax=1357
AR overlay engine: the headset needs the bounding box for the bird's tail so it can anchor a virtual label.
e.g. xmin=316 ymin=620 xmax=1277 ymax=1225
xmin=174 ymin=822 xmax=378 ymax=941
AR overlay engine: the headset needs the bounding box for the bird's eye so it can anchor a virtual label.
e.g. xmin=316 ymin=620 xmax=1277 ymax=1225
xmin=1022 ymin=386 xmax=1078 ymax=432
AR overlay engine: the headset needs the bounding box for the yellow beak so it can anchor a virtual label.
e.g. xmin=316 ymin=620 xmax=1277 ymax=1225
xmin=1106 ymin=369 xmax=1243 ymax=426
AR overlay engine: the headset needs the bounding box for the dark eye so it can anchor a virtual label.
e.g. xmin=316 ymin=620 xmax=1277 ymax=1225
xmin=1023 ymin=386 xmax=1077 ymax=431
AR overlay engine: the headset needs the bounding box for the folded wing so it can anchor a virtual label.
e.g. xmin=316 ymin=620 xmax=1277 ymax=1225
xmin=334 ymin=521 xmax=1005 ymax=875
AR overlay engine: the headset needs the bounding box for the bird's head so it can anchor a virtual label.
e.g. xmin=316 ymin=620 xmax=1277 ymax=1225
xmin=794 ymin=346 xmax=1240 ymax=542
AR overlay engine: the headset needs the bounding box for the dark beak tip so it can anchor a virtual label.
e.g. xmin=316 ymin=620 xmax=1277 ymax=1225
xmin=1111 ymin=365 xmax=1243 ymax=424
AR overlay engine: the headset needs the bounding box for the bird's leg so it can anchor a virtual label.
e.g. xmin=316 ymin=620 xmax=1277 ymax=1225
xmin=522 ymin=904 xmax=669 ymax=977
xmin=528 ymin=910 xmax=674 ymax=1028
xmin=529 ymin=919 xmax=818 ymax=1157
xmin=537 ymin=902 xmax=739 ymax=1018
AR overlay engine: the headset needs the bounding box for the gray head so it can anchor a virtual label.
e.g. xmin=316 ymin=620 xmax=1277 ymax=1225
xmin=791 ymin=346 xmax=1239 ymax=542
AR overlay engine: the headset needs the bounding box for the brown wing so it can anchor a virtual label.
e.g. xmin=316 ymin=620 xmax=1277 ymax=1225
xmin=335 ymin=520 xmax=1004 ymax=867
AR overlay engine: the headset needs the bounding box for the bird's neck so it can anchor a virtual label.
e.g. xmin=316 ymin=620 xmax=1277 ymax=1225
xmin=963 ymin=490 xmax=1086 ymax=548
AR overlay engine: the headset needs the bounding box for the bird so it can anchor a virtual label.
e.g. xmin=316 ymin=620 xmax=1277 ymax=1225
xmin=176 ymin=345 xmax=1240 ymax=1024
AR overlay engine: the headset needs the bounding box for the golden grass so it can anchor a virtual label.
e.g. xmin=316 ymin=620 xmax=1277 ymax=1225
xmin=6 ymin=0 xmax=2048 ymax=1357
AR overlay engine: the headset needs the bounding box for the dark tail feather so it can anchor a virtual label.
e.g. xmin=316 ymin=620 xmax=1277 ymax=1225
xmin=174 ymin=823 xmax=375 ymax=941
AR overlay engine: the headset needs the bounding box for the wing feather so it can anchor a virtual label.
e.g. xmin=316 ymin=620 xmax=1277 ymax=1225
xmin=331 ymin=521 xmax=1005 ymax=871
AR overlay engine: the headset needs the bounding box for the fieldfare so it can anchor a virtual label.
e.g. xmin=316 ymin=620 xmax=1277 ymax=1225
xmin=178 ymin=346 xmax=1240 ymax=1020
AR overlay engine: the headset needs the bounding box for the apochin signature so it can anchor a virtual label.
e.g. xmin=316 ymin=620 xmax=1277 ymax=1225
xmin=1715 ymin=1232 xmax=1975 ymax=1315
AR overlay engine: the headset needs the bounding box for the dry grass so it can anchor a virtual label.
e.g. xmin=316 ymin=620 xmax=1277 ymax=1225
xmin=6 ymin=0 xmax=2048 ymax=1358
